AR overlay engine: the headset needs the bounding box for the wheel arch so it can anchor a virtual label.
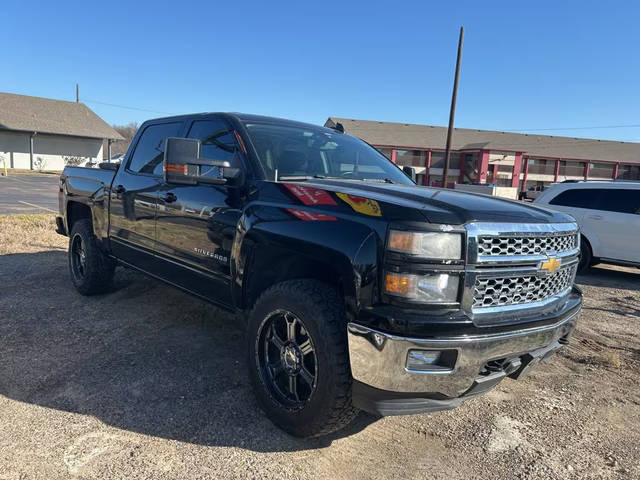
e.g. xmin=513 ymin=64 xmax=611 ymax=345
xmin=242 ymin=246 xmax=351 ymax=313
xmin=66 ymin=201 xmax=92 ymax=233
xmin=234 ymin=212 xmax=380 ymax=319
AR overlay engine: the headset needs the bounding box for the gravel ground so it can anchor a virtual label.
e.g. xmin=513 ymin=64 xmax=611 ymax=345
xmin=0 ymin=215 xmax=639 ymax=479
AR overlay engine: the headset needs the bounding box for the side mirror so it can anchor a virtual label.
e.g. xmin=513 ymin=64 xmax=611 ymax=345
xmin=163 ymin=137 xmax=242 ymax=186
xmin=99 ymin=161 xmax=119 ymax=171
xmin=402 ymin=165 xmax=417 ymax=182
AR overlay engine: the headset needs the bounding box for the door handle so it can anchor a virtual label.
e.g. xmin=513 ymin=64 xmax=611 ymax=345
xmin=162 ymin=192 xmax=177 ymax=203
xmin=114 ymin=184 xmax=126 ymax=195
xmin=587 ymin=214 xmax=602 ymax=220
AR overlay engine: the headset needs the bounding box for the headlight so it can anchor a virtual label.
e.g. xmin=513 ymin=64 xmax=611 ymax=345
xmin=387 ymin=230 xmax=462 ymax=260
xmin=384 ymin=272 xmax=459 ymax=303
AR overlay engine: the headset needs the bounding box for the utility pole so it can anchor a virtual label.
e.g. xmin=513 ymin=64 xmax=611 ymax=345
xmin=76 ymin=83 xmax=79 ymax=103
xmin=443 ymin=26 xmax=464 ymax=188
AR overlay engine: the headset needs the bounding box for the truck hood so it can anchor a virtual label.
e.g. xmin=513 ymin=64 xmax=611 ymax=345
xmin=300 ymin=179 xmax=573 ymax=225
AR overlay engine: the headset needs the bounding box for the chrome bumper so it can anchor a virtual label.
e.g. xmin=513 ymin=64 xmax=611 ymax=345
xmin=347 ymin=309 xmax=578 ymax=397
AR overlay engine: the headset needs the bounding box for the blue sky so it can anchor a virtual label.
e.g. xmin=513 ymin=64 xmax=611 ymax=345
xmin=3 ymin=1 xmax=639 ymax=141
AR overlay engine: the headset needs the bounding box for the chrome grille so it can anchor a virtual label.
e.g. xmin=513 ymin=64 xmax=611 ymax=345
xmin=477 ymin=233 xmax=577 ymax=257
xmin=473 ymin=264 xmax=577 ymax=309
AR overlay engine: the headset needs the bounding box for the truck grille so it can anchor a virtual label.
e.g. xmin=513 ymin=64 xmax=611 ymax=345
xmin=473 ymin=264 xmax=577 ymax=309
xmin=477 ymin=233 xmax=577 ymax=257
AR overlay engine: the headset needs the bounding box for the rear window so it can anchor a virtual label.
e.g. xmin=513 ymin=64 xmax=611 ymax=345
xmin=598 ymin=189 xmax=640 ymax=214
xmin=550 ymin=187 xmax=640 ymax=214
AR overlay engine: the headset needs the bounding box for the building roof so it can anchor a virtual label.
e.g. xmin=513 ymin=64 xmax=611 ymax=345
xmin=325 ymin=117 xmax=640 ymax=164
xmin=0 ymin=92 xmax=124 ymax=140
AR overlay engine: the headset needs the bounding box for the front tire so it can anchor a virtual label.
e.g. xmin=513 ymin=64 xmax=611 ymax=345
xmin=578 ymin=236 xmax=592 ymax=273
xmin=247 ymin=280 xmax=358 ymax=437
xmin=68 ymin=219 xmax=115 ymax=295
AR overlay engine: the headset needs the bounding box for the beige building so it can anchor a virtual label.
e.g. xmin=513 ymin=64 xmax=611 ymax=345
xmin=325 ymin=117 xmax=640 ymax=190
xmin=0 ymin=92 xmax=123 ymax=171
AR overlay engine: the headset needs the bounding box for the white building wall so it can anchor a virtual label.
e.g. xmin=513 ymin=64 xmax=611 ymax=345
xmin=0 ymin=131 xmax=103 ymax=171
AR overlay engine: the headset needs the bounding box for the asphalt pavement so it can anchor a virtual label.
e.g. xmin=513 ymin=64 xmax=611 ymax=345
xmin=0 ymin=173 xmax=60 ymax=214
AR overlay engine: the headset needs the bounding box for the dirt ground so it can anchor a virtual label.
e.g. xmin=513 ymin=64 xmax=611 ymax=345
xmin=1 ymin=214 xmax=639 ymax=480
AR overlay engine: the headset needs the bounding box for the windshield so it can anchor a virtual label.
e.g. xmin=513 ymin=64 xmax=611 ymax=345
xmin=244 ymin=122 xmax=414 ymax=185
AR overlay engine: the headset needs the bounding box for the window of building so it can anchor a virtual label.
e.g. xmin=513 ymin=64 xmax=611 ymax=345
xmin=128 ymin=122 xmax=182 ymax=175
xmin=558 ymin=160 xmax=585 ymax=178
xmin=617 ymin=165 xmax=640 ymax=180
xmin=186 ymin=119 xmax=240 ymax=171
xmin=396 ymin=149 xmax=428 ymax=167
xmin=589 ymin=162 xmax=614 ymax=179
xmin=526 ymin=158 xmax=556 ymax=176
xmin=447 ymin=152 xmax=461 ymax=169
xmin=462 ymin=153 xmax=477 ymax=183
xmin=375 ymin=147 xmax=392 ymax=160
xmin=430 ymin=151 xmax=445 ymax=169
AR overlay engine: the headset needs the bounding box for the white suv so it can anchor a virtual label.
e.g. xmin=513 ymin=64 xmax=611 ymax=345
xmin=535 ymin=181 xmax=640 ymax=272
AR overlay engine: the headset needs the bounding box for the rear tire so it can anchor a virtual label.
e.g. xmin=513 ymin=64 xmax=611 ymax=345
xmin=578 ymin=236 xmax=592 ymax=273
xmin=247 ymin=280 xmax=358 ymax=438
xmin=68 ymin=219 xmax=115 ymax=295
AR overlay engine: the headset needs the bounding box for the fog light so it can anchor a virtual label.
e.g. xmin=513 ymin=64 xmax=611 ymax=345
xmin=406 ymin=350 xmax=441 ymax=371
xmin=405 ymin=349 xmax=458 ymax=373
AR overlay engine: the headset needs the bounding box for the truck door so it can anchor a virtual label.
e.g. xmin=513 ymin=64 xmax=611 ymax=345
xmin=154 ymin=117 xmax=243 ymax=308
xmin=109 ymin=120 xmax=183 ymax=272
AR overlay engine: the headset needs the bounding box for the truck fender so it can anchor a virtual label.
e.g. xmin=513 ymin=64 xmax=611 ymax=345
xmin=231 ymin=205 xmax=380 ymax=320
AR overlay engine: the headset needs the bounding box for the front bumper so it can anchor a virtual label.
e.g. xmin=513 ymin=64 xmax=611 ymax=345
xmin=348 ymin=297 xmax=580 ymax=415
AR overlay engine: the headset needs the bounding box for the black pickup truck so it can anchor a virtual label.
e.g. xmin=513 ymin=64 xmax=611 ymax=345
xmin=56 ymin=113 xmax=582 ymax=437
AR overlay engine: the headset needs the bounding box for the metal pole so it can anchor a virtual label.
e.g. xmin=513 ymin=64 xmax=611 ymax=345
xmin=443 ymin=26 xmax=464 ymax=188
xmin=76 ymin=83 xmax=79 ymax=103
xmin=29 ymin=132 xmax=36 ymax=170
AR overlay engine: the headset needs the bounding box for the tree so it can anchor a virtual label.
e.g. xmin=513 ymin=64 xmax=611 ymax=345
xmin=105 ymin=122 xmax=139 ymax=158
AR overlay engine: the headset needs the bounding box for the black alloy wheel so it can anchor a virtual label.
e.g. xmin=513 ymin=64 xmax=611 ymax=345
xmin=257 ymin=310 xmax=318 ymax=410
xmin=247 ymin=279 xmax=358 ymax=437
xmin=70 ymin=233 xmax=88 ymax=281
xmin=67 ymin=219 xmax=116 ymax=295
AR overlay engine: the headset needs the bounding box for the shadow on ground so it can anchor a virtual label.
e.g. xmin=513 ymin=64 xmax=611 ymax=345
xmin=576 ymin=264 xmax=640 ymax=290
xmin=0 ymin=251 xmax=377 ymax=453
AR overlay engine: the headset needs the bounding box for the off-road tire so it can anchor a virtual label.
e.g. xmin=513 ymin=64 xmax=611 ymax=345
xmin=247 ymin=279 xmax=359 ymax=437
xmin=68 ymin=219 xmax=115 ymax=295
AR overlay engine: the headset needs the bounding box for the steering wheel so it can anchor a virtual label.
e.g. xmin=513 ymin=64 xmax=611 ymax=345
xmin=340 ymin=170 xmax=356 ymax=178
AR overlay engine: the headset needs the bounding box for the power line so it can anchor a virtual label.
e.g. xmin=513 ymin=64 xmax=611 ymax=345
xmin=83 ymin=98 xmax=173 ymax=115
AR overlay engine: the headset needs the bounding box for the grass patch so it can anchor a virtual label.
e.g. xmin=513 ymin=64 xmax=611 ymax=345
xmin=0 ymin=214 xmax=66 ymax=255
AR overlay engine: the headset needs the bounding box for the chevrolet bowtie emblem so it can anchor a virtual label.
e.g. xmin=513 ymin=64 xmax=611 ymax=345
xmin=540 ymin=256 xmax=561 ymax=274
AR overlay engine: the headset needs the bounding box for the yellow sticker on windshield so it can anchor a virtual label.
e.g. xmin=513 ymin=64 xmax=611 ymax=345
xmin=336 ymin=193 xmax=382 ymax=217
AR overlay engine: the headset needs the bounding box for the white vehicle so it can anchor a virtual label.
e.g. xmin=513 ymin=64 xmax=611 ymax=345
xmin=535 ymin=181 xmax=640 ymax=271
xmin=77 ymin=158 xmax=100 ymax=168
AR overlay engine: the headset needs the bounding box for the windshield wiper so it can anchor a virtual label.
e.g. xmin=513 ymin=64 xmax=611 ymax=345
xmin=361 ymin=178 xmax=398 ymax=184
xmin=276 ymin=175 xmax=399 ymax=184
xmin=277 ymin=174 xmax=329 ymax=181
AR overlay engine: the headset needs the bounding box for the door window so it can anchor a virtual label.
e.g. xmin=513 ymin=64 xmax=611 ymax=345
xmin=127 ymin=122 xmax=182 ymax=176
xmin=549 ymin=188 xmax=600 ymax=209
xmin=186 ymin=119 xmax=241 ymax=171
